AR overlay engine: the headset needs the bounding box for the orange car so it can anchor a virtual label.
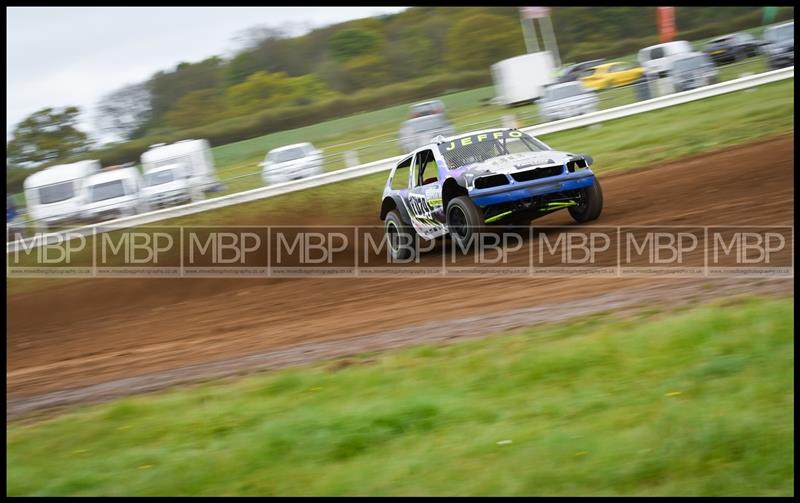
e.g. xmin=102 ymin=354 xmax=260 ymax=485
xmin=579 ymin=62 xmax=644 ymax=90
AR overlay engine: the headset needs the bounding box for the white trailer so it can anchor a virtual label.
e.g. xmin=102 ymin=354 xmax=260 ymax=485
xmin=140 ymin=139 xmax=221 ymax=200
xmin=23 ymin=160 xmax=101 ymax=231
xmin=491 ymin=51 xmax=557 ymax=105
xmin=82 ymin=167 xmax=145 ymax=222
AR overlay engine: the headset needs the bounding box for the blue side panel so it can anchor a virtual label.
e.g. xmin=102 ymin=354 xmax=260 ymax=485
xmin=471 ymin=175 xmax=596 ymax=207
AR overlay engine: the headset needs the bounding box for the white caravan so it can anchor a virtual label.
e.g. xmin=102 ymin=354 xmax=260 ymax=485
xmin=82 ymin=167 xmax=145 ymax=222
xmin=141 ymin=163 xmax=196 ymax=210
xmin=491 ymin=51 xmax=557 ymax=105
xmin=23 ymin=160 xmax=101 ymax=231
xmin=140 ymin=139 xmax=221 ymax=207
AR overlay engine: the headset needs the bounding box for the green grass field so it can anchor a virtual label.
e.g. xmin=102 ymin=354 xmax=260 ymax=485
xmin=207 ymin=55 xmax=776 ymax=197
xmin=210 ymin=23 xmax=785 ymax=192
xmin=7 ymin=295 xmax=794 ymax=496
xmin=167 ymin=77 xmax=794 ymax=226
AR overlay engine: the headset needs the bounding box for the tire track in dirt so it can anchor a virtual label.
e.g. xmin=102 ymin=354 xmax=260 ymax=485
xmin=7 ymin=277 xmax=792 ymax=420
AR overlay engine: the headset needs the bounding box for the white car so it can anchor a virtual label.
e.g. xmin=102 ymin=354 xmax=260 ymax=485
xmin=539 ymin=81 xmax=599 ymax=121
xmin=141 ymin=163 xmax=200 ymax=210
xmin=261 ymin=143 xmax=324 ymax=185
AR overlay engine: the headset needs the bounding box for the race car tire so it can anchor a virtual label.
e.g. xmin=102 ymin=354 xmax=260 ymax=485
xmin=569 ymin=177 xmax=604 ymax=223
xmin=446 ymin=196 xmax=485 ymax=249
xmin=384 ymin=209 xmax=416 ymax=261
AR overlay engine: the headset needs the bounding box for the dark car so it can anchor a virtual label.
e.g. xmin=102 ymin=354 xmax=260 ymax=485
xmin=554 ymin=59 xmax=605 ymax=84
xmin=702 ymin=32 xmax=761 ymax=65
xmin=762 ymin=22 xmax=794 ymax=70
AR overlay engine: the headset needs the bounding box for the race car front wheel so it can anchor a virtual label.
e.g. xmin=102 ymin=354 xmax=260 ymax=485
xmin=446 ymin=196 xmax=485 ymax=249
xmin=569 ymin=177 xmax=604 ymax=223
xmin=385 ymin=210 xmax=416 ymax=261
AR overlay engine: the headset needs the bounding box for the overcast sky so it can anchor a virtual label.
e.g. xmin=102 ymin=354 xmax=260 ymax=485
xmin=6 ymin=6 xmax=408 ymax=142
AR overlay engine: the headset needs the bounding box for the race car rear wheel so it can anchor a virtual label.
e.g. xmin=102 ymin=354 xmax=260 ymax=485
xmin=569 ymin=177 xmax=604 ymax=223
xmin=446 ymin=196 xmax=485 ymax=248
xmin=384 ymin=210 xmax=416 ymax=261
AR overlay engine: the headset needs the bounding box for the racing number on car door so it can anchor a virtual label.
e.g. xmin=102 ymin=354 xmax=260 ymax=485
xmin=408 ymin=149 xmax=445 ymax=236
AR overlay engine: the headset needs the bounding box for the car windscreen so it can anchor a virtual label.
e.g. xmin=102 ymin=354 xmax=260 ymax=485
xmin=673 ymin=55 xmax=710 ymax=72
xmin=38 ymin=181 xmax=75 ymax=204
xmin=438 ymin=131 xmax=549 ymax=169
xmin=90 ymin=180 xmax=126 ymax=202
xmin=145 ymin=169 xmax=175 ymax=186
xmin=269 ymin=146 xmax=308 ymax=163
xmin=557 ymin=64 xmax=578 ymax=77
xmin=411 ymin=102 xmax=440 ymax=116
xmin=766 ymin=24 xmax=793 ymax=42
xmin=709 ymin=35 xmax=733 ymax=44
xmin=545 ymin=83 xmax=585 ymax=101
xmin=649 ymin=47 xmax=665 ymax=60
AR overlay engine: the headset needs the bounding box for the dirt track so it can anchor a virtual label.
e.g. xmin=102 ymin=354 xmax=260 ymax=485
xmin=6 ymin=134 xmax=795 ymax=417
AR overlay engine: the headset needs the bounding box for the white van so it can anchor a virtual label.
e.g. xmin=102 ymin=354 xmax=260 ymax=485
xmin=82 ymin=167 xmax=145 ymax=222
xmin=23 ymin=160 xmax=101 ymax=231
xmin=140 ymin=139 xmax=221 ymax=204
xmin=638 ymin=40 xmax=693 ymax=77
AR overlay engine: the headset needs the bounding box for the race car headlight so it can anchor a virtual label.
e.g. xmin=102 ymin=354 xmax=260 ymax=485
xmin=463 ymin=173 xmax=476 ymax=190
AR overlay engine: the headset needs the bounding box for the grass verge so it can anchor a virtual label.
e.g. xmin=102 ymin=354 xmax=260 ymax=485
xmin=169 ymin=77 xmax=795 ymax=226
xmin=7 ymin=295 xmax=794 ymax=496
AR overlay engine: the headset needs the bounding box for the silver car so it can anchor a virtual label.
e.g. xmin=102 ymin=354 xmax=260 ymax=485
xmin=539 ymin=81 xmax=599 ymax=122
xmin=671 ymin=52 xmax=718 ymax=93
xmin=260 ymin=142 xmax=324 ymax=185
xmin=398 ymin=114 xmax=455 ymax=154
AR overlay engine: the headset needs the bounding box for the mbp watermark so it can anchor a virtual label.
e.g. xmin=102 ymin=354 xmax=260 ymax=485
xmin=620 ymin=226 xmax=705 ymax=276
xmin=5 ymin=224 xmax=794 ymax=279
xmin=357 ymin=226 xmax=443 ymax=277
xmin=707 ymin=226 xmax=792 ymax=276
xmin=269 ymin=226 xmax=356 ymax=277
xmin=96 ymin=226 xmax=180 ymax=277
xmin=444 ymin=228 xmax=529 ymax=277
xmin=7 ymin=230 xmax=92 ymax=277
xmin=532 ymin=226 xmax=616 ymax=276
xmin=183 ymin=227 xmax=268 ymax=277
